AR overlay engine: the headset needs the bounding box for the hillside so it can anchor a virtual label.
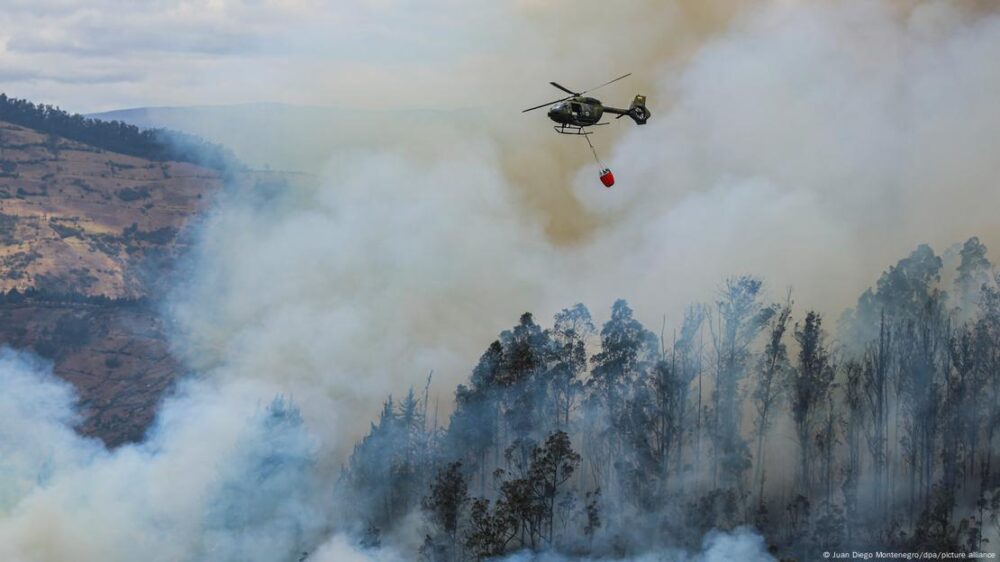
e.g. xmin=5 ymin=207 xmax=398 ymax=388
xmin=0 ymin=119 xmax=278 ymax=446
xmin=0 ymin=121 xmax=222 ymax=298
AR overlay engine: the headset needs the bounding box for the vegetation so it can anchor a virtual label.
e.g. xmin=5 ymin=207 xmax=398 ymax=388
xmin=0 ymin=93 xmax=241 ymax=172
xmin=337 ymin=237 xmax=1000 ymax=560
xmin=0 ymin=287 xmax=147 ymax=307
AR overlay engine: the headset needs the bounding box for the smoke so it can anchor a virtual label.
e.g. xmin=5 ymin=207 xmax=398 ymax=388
xmin=0 ymin=0 xmax=998 ymax=560
xmin=303 ymin=527 xmax=774 ymax=562
xmin=486 ymin=528 xmax=774 ymax=562
xmin=171 ymin=0 xmax=1000 ymax=443
xmin=577 ymin=0 xmax=1000 ymax=310
xmin=308 ymin=535 xmax=405 ymax=562
xmin=0 ymin=350 xmax=328 ymax=562
xmin=507 ymin=527 xmax=774 ymax=562
xmin=0 ymin=349 xmax=102 ymax=511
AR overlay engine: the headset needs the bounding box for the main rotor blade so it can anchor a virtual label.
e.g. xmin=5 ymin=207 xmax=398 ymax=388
xmin=522 ymin=96 xmax=571 ymax=113
xmin=581 ymin=73 xmax=632 ymax=94
xmin=549 ymin=82 xmax=579 ymax=96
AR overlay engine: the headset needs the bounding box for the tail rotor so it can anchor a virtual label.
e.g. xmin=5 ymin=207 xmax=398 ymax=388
xmin=613 ymin=95 xmax=650 ymax=124
xmin=627 ymin=95 xmax=650 ymax=125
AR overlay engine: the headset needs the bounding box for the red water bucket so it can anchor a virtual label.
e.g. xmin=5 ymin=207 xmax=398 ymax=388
xmin=599 ymin=168 xmax=615 ymax=188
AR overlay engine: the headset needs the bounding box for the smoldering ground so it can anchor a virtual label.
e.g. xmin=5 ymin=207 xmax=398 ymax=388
xmin=0 ymin=0 xmax=999 ymax=560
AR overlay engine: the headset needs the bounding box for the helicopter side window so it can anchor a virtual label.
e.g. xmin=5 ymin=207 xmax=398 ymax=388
xmin=570 ymin=102 xmax=583 ymax=115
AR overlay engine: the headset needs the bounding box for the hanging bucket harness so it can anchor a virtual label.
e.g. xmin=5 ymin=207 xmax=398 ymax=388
xmin=585 ymin=134 xmax=615 ymax=188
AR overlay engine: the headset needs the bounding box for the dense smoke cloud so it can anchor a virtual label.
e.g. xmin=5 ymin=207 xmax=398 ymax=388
xmin=172 ymin=0 xmax=1000 ymax=443
xmin=587 ymin=0 xmax=1000 ymax=308
xmin=0 ymin=0 xmax=998 ymax=560
xmin=494 ymin=528 xmax=774 ymax=562
xmin=0 ymin=356 xmax=330 ymax=562
xmin=170 ymin=142 xmax=553 ymax=450
xmin=0 ymin=350 xmax=101 ymax=510
xmin=304 ymin=527 xmax=775 ymax=562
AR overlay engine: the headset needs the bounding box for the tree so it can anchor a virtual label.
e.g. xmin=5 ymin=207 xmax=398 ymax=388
xmin=863 ymin=313 xmax=892 ymax=518
xmin=789 ymin=311 xmax=834 ymax=495
xmin=583 ymin=488 xmax=602 ymax=546
xmin=708 ymin=276 xmax=774 ymax=487
xmin=488 ymin=430 xmax=582 ymax=550
xmin=975 ymin=278 xmax=1000 ymax=483
xmin=841 ymin=244 xmax=943 ymax=346
xmin=342 ymin=390 xmax=436 ymax=533
xmin=650 ymin=357 xmax=681 ymax=493
xmin=955 ymin=237 xmax=993 ymax=319
xmin=450 ymin=341 xmax=504 ymax=490
xmin=465 ymin=497 xmax=517 ymax=559
xmin=586 ymin=299 xmax=658 ymax=498
xmin=589 ymin=300 xmax=658 ymax=416
xmin=672 ymin=305 xmax=706 ymax=476
xmin=337 ymin=242 xmax=1000 ymax=560
xmin=841 ymin=360 xmax=865 ymax=542
xmin=895 ymin=294 xmax=948 ymax=513
xmin=423 ymin=462 xmax=469 ymax=557
xmin=0 ymin=93 xmax=241 ymax=171
xmin=751 ymin=300 xmax=791 ymax=501
xmin=200 ymin=397 xmax=316 ymax=562
xmin=550 ymin=304 xmax=593 ymax=429
xmin=531 ymin=430 xmax=582 ymax=544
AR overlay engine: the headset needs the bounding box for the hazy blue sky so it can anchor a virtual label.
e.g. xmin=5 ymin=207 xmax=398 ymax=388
xmin=0 ymin=0 xmax=738 ymax=114
xmin=0 ymin=0 xmax=529 ymax=113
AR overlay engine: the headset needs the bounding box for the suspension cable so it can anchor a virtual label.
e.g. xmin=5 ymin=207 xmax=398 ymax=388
xmin=584 ymin=133 xmax=604 ymax=169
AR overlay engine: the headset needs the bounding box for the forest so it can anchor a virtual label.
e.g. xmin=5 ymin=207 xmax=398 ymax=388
xmin=335 ymin=237 xmax=1000 ymax=561
xmin=0 ymin=94 xmax=240 ymax=172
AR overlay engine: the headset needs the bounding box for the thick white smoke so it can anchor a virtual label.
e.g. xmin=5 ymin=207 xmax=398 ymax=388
xmin=0 ymin=1 xmax=998 ymax=560
xmin=585 ymin=0 xmax=1000 ymax=310
xmin=304 ymin=526 xmax=775 ymax=562
xmin=169 ymin=141 xmax=555 ymax=444
xmin=0 ymin=349 xmax=102 ymax=511
xmin=171 ymin=0 xmax=1000 ymax=445
xmin=0 ymin=352 xmax=326 ymax=562
xmin=496 ymin=527 xmax=775 ymax=562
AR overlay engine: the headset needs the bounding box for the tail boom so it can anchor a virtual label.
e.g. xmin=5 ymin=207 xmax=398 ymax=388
xmin=605 ymin=94 xmax=650 ymax=125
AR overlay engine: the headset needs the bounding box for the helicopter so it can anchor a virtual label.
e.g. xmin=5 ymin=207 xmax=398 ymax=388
xmin=522 ymin=73 xmax=650 ymax=187
xmin=521 ymin=73 xmax=650 ymax=136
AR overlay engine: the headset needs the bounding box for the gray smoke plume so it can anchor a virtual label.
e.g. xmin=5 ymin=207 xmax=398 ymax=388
xmin=169 ymin=0 xmax=1000 ymax=447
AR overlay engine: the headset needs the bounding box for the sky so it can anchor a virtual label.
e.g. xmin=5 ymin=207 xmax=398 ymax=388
xmin=0 ymin=0 xmax=748 ymax=114
xmin=0 ymin=0 xmax=547 ymax=113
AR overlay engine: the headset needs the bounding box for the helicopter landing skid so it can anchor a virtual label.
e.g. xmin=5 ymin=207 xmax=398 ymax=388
xmin=553 ymin=123 xmax=608 ymax=135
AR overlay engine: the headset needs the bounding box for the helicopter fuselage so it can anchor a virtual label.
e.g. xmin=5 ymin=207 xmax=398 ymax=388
xmin=548 ymin=97 xmax=602 ymax=126
xmin=547 ymin=96 xmax=631 ymax=128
